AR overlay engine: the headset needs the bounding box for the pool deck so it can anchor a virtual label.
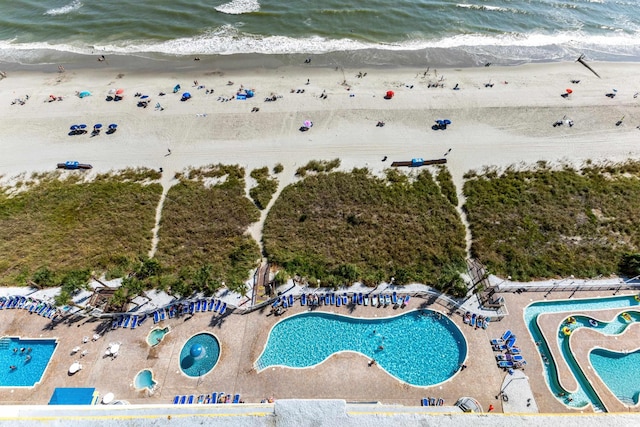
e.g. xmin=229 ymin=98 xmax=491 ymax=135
xmin=0 ymin=289 xmax=638 ymax=414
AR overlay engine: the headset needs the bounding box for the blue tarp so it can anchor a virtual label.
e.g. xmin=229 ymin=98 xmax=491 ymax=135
xmin=49 ymin=388 xmax=96 ymax=405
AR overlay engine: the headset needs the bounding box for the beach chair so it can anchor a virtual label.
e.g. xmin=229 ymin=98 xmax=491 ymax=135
xmin=336 ymin=296 xmax=341 ymax=307
xmin=288 ymin=295 xmax=294 ymax=307
xmin=506 ymin=336 xmax=517 ymax=348
xmin=219 ymin=302 xmax=227 ymax=315
xmin=422 ymin=398 xmax=429 ymax=406
xmin=233 ymin=394 xmax=240 ymax=404
xmin=153 ymin=311 xmax=160 ymax=323
xmin=385 ymin=294 xmax=392 ymax=305
xmin=208 ymin=299 xmax=215 ymax=311
xmin=131 ymin=315 xmax=139 ymax=329
xmin=342 ymin=293 xmax=348 ymax=305
xmin=402 ymin=295 xmax=410 ymax=307
xmin=392 ymin=292 xmax=398 ymax=305
xmin=211 ymin=393 xmax=218 ymax=404
xmin=498 ymin=361 xmax=514 ymax=369
xmin=187 ymin=395 xmax=194 ymax=404
xmin=358 ymin=293 xmax=363 ymax=305
xmin=501 ymin=330 xmax=512 ymax=341
xmin=138 ymin=313 xmax=147 ymax=326
xmin=173 ymin=395 xmax=180 ymax=404
xmin=490 ymin=339 xmax=504 ymax=346
xmin=201 ymin=299 xmax=208 ymax=312
xmin=122 ymin=315 xmax=131 ymax=328
xmin=179 ymin=395 xmax=186 ymax=404
xmin=160 ymin=309 xmax=166 ymax=321
xmin=300 ymin=294 xmax=307 ymax=306
xmin=214 ymin=299 xmax=221 ymax=312
xmin=111 ymin=319 xmax=119 ymax=330
xmin=324 ymin=294 xmax=330 ymax=305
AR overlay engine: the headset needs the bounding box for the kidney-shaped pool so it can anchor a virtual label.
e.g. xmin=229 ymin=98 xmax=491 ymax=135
xmin=256 ymin=310 xmax=466 ymax=387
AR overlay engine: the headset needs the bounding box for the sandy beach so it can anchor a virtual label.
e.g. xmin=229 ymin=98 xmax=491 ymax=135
xmin=1 ymin=58 xmax=639 ymax=192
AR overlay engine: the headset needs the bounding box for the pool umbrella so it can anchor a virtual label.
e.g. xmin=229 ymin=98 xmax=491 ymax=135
xmin=566 ymin=88 xmax=573 ymax=94
xmin=115 ymin=88 xmax=124 ymax=95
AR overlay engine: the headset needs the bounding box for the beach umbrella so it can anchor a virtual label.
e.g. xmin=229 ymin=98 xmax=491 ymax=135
xmin=94 ymin=124 xmax=103 ymax=129
xmin=140 ymin=95 xmax=149 ymax=100
xmin=443 ymin=119 xmax=452 ymax=125
xmin=108 ymin=124 xmax=118 ymax=129
xmin=182 ymin=92 xmax=191 ymax=99
xmin=303 ymin=120 xmax=312 ymax=128
xmin=79 ymin=124 xmax=87 ymax=129
xmin=115 ymin=88 xmax=124 ymax=95
xmin=70 ymin=125 xmax=79 ymax=130
xmin=385 ymin=90 xmax=394 ymax=98
xmin=566 ymin=88 xmax=573 ymax=94
xmin=79 ymin=91 xmax=91 ymax=98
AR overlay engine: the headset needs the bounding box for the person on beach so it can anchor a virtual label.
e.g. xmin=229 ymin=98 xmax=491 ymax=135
xmin=98 ymin=55 xmax=106 ymax=62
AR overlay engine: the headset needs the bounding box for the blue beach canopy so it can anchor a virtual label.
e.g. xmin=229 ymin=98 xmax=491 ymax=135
xmin=94 ymin=123 xmax=102 ymax=129
xmin=79 ymin=91 xmax=91 ymax=98
xmin=182 ymin=92 xmax=191 ymax=99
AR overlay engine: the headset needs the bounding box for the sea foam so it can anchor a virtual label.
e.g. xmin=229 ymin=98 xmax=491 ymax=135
xmin=45 ymin=0 xmax=82 ymax=16
xmin=215 ymin=0 xmax=260 ymax=15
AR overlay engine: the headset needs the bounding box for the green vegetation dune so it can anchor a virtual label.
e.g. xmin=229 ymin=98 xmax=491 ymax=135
xmin=263 ymin=168 xmax=467 ymax=295
xmin=463 ymin=161 xmax=640 ymax=281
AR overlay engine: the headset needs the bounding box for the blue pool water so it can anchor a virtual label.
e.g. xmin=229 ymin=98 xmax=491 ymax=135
xmin=590 ymin=349 xmax=640 ymax=406
xmin=256 ymin=310 xmax=467 ymax=387
xmin=0 ymin=337 xmax=58 ymax=387
xmin=134 ymin=369 xmax=157 ymax=391
xmin=524 ymin=295 xmax=640 ymax=412
xmin=179 ymin=333 xmax=221 ymax=378
xmin=147 ymin=327 xmax=170 ymax=347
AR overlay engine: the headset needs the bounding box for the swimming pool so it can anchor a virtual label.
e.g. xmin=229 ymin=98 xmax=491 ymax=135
xmin=179 ymin=332 xmax=221 ymax=378
xmin=590 ymin=348 xmax=640 ymax=406
xmin=524 ymin=295 xmax=639 ymax=411
xmin=134 ymin=369 xmax=157 ymax=391
xmin=256 ymin=310 xmax=467 ymax=387
xmin=147 ymin=327 xmax=170 ymax=347
xmin=0 ymin=337 xmax=58 ymax=387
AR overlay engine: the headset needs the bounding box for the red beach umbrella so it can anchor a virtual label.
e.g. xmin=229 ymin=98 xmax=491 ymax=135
xmin=385 ymin=90 xmax=394 ymax=99
xmin=566 ymin=88 xmax=573 ymax=94
xmin=115 ymin=88 xmax=124 ymax=95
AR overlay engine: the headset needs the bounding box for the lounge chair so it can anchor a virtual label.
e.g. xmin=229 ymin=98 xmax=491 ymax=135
xmin=351 ymin=294 xmax=358 ymax=305
xmin=179 ymin=395 xmax=187 ymax=404
xmin=371 ymin=295 xmax=377 ymax=306
xmin=342 ymin=293 xmax=348 ymax=304
xmin=138 ymin=314 xmax=147 ymax=326
xmin=364 ymin=294 xmax=369 ymax=306
xmin=358 ymin=293 xmax=363 ymax=305
xmin=470 ymin=313 xmax=476 ymax=327
xmin=429 ymin=397 xmax=436 ymax=406
xmin=197 ymin=395 xmax=205 ymax=404
xmin=392 ymin=292 xmax=398 ymax=305
xmin=501 ymin=330 xmax=512 ymax=341
xmin=195 ymin=300 xmax=202 ymax=312
xmin=300 ymin=294 xmax=307 ymax=306
xmin=508 ymin=347 xmax=521 ymax=354
xmin=201 ymin=299 xmax=208 ymax=312
xmin=153 ymin=311 xmax=160 ymax=323
xmin=131 ymin=315 xmax=139 ymax=329
xmin=385 ymin=295 xmax=392 ymax=305
xmin=437 ymin=398 xmax=444 ymax=406
xmin=288 ymin=295 xmax=294 ymax=306
xmin=168 ymin=306 xmax=176 ymax=318
xmin=422 ymin=398 xmax=429 ymax=406
xmin=492 ymin=344 xmax=507 ymax=351
xmin=506 ymin=336 xmax=517 ymax=348
xmin=187 ymin=395 xmax=194 ymax=404
xmin=324 ymin=294 xmax=330 ymax=305
xmin=498 ymin=361 xmax=514 ymax=369
xmin=122 ymin=316 xmax=131 ymax=328
xmin=173 ymin=395 xmax=180 ymax=404
xmin=233 ymin=394 xmax=240 ymax=404
xmin=208 ymin=299 xmax=215 ymax=311
xmin=331 ymin=293 xmax=336 ymax=305
xmin=495 ymin=354 xmax=510 ymax=361
xmin=219 ymin=302 xmax=227 ymax=315
xmin=336 ymin=296 xmax=341 ymax=307
xmin=160 ymin=309 xmax=166 ymax=321
xmin=214 ymin=299 xmax=221 ymax=312
xmin=211 ymin=393 xmax=218 ymax=404
xmin=490 ymin=339 xmax=504 ymax=346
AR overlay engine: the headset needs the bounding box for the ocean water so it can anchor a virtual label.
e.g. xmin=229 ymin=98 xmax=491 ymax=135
xmin=1 ymin=0 xmax=639 ymax=66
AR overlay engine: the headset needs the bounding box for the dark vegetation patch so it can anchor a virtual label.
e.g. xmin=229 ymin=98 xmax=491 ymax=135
xmin=263 ymin=168 xmax=467 ymax=296
xmin=249 ymin=167 xmax=279 ymax=210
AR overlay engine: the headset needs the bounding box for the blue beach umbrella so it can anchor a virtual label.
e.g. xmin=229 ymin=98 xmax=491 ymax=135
xmin=79 ymin=91 xmax=91 ymax=98
xmin=70 ymin=125 xmax=79 ymax=130
xmin=94 ymin=124 xmax=103 ymax=129
xmin=108 ymin=124 xmax=118 ymax=129
xmin=140 ymin=95 xmax=149 ymax=100
xmin=79 ymin=124 xmax=87 ymax=129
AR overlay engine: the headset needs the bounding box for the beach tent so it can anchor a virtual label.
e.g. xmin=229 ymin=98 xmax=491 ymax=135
xmin=78 ymin=91 xmax=91 ymax=98
xmin=181 ymin=92 xmax=191 ymax=101
xmin=246 ymin=89 xmax=254 ymax=98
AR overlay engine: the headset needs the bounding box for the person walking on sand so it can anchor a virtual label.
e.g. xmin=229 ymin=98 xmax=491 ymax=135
xmin=165 ymin=148 xmax=172 ymax=157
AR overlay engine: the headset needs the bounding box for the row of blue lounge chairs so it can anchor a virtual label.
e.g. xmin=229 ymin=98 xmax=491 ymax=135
xmin=421 ymin=397 xmax=445 ymax=406
xmin=274 ymin=291 xmax=410 ymax=309
xmin=112 ymin=313 xmax=147 ymax=330
xmin=0 ymin=296 xmax=60 ymax=320
xmin=173 ymin=392 xmax=241 ymax=405
xmin=153 ymin=299 xmax=228 ymax=324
